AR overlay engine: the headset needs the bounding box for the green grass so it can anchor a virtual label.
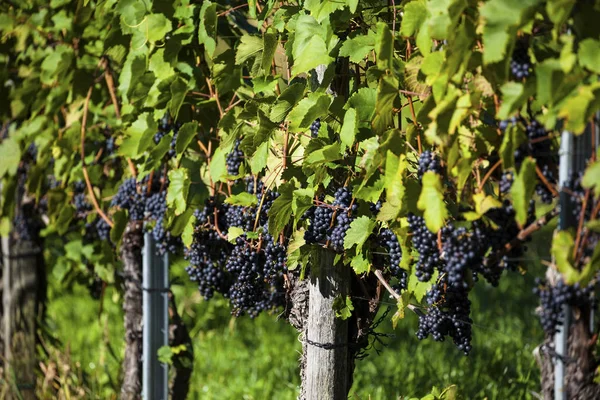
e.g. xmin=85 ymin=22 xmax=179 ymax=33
xmin=44 ymin=266 xmax=544 ymax=399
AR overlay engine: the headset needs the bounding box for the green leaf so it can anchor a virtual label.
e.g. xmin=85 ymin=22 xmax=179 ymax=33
xmin=110 ymin=210 xmax=128 ymax=244
xmin=225 ymin=192 xmax=258 ymax=207
xmin=291 ymin=15 xmax=334 ymax=76
xmin=181 ymin=213 xmax=196 ymax=247
xmin=210 ymin=146 xmax=227 ymax=182
xmin=262 ymin=33 xmax=279 ymax=73
xmin=304 ymin=0 xmax=349 ymax=23
xmin=0 ymin=138 xmax=21 ymax=177
xmin=55 ymin=205 xmax=74 ymax=236
xmin=333 ymin=295 xmax=354 ymax=320
xmin=175 ymin=122 xmax=198 ymax=154
xmin=350 ymin=252 xmax=370 ymax=274
xmin=551 ymin=230 xmax=579 ymax=284
xmin=578 ymin=38 xmax=600 ymax=74
xmin=497 ymin=82 xmax=532 ymax=120
xmin=250 ymin=141 xmax=270 ymax=175
xmin=169 ymin=78 xmax=188 ymax=120
xmin=343 ymin=216 xmax=376 ymax=252
xmin=340 ymin=108 xmax=357 ymax=151
xmin=558 ymin=84 xmax=599 ymax=134
xmin=512 ymin=157 xmax=537 ymax=226
xmin=146 ymin=14 xmax=172 ymax=42
xmin=417 ymin=172 xmax=448 ymax=233
xmin=268 ymin=182 xmax=294 ymax=237
xmin=167 ymin=169 xmax=190 ymax=215
xmin=288 ymin=92 xmax=331 ymax=132
xmin=198 ymin=1 xmax=217 ymax=57
xmin=269 ymin=82 xmax=306 ymax=123
xmin=383 ymin=152 xmax=407 ymax=220
xmin=157 ymin=346 xmax=173 ymax=365
xmin=582 ymin=159 xmax=600 ymax=197
xmin=227 ymin=227 xmax=245 ymax=243
xmin=236 ymin=35 xmax=263 ymax=64
xmin=347 ymin=87 xmax=377 ymax=124
xmin=373 ymin=75 xmax=398 ymax=133
xmin=292 ymin=188 xmax=315 ymax=225
xmin=119 ymin=113 xmax=157 ymax=158
xmin=286 ymin=229 xmax=306 ymax=271
xmin=400 ymin=0 xmax=427 ymax=37
xmin=580 ymin=244 xmax=600 ymax=286
xmin=339 ymin=32 xmax=376 ymax=63
xmin=304 ymin=143 xmax=342 ymax=166
xmin=375 ymin=22 xmax=394 ymax=71
xmin=480 ymin=0 xmax=541 ymax=64
xmin=472 ymin=192 xmax=502 ymax=216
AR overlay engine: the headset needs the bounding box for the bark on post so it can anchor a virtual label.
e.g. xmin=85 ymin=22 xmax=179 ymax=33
xmin=120 ymin=221 xmax=144 ymax=400
xmin=302 ymin=248 xmax=350 ymax=400
xmin=2 ymin=237 xmax=43 ymax=400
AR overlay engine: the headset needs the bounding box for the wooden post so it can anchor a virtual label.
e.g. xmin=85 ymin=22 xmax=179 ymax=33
xmin=303 ymin=248 xmax=350 ymax=400
xmin=121 ymin=221 xmax=144 ymax=400
xmin=2 ymin=237 xmax=41 ymax=400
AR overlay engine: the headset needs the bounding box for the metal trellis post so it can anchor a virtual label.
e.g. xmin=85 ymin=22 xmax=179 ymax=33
xmin=142 ymin=232 xmax=169 ymax=400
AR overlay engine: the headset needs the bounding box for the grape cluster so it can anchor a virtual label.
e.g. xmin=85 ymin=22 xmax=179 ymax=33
xmin=13 ymin=203 xmax=42 ymax=242
xmin=408 ymin=214 xmax=439 ymax=282
xmin=409 ymin=198 xmax=531 ymax=352
xmin=417 ymin=151 xmax=443 ymax=178
xmin=511 ymin=118 xmax=558 ymax=203
xmin=499 ymin=171 xmax=513 ymax=194
xmin=153 ymin=116 xmax=180 ymax=159
xmin=73 ymin=181 xmax=92 ymax=218
xmin=184 ymin=184 xmax=288 ymax=317
xmin=498 ymin=116 xmax=518 ymax=131
xmin=310 ymin=119 xmax=321 ymax=138
xmin=417 ymin=286 xmax=473 ymax=355
xmin=510 ymin=42 xmax=531 ymax=79
xmin=375 ymin=228 xmax=406 ymax=290
xmin=534 ymin=278 xmax=595 ymax=334
xmin=111 ymin=175 xmax=181 ymax=255
xmin=226 ymin=139 xmax=244 ymax=176
xmin=304 ymin=186 xmax=357 ymax=253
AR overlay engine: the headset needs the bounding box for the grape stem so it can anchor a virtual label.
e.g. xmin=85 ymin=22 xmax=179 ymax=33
xmin=373 ymin=270 xmax=423 ymax=316
xmin=482 ymin=207 xmax=560 ymax=268
xmin=478 ymin=159 xmax=502 ymax=192
xmin=80 ymin=85 xmax=114 ymax=228
xmin=535 ymin=165 xmax=559 ymax=197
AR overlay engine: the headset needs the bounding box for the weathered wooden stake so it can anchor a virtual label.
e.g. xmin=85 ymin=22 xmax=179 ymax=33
xmin=121 ymin=221 xmax=144 ymax=400
xmin=303 ymin=248 xmax=350 ymax=400
xmin=2 ymin=237 xmax=41 ymax=400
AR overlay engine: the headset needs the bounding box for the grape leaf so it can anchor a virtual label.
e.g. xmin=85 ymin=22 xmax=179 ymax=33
xmin=343 ymin=216 xmax=376 ymax=252
xmin=167 ymin=168 xmax=190 ymax=215
xmin=0 ymin=137 xmax=21 ymax=177
xmin=551 ymin=230 xmax=579 ymax=284
xmin=225 ymin=192 xmax=258 ymax=206
xmin=578 ymin=38 xmax=600 ymax=74
xmin=236 ymin=35 xmax=263 ymax=65
xmin=417 ymin=172 xmax=448 ymax=233
xmin=339 ymin=32 xmax=375 ymax=63
xmin=175 ymin=122 xmax=198 ymax=154
xmin=286 ymin=229 xmax=306 ymax=271
xmin=582 ymin=159 xmax=600 ymax=196
xmin=511 ymin=157 xmax=537 ymax=226
xmin=291 ymin=15 xmax=334 ymax=76
xmin=350 ymin=252 xmax=370 ymax=274
xmin=333 ymin=295 xmax=354 ymax=320
xmin=268 ymin=182 xmax=294 ymax=237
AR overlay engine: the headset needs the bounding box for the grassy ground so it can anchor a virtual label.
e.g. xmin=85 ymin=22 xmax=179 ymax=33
xmin=43 ymin=263 xmax=544 ymax=399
